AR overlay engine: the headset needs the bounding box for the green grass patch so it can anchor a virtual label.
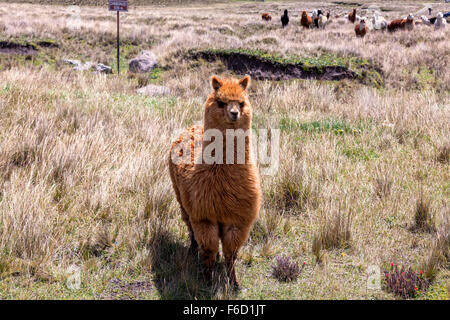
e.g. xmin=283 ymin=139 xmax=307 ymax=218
xmin=341 ymin=146 xmax=380 ymax=161
xmin=280 ymin=117 xmax=365 ymax=135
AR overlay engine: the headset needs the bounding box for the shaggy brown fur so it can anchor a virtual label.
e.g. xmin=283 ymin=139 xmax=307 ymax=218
xmin=388 ymin=15 xmax=414 ymax=32
xmin=168 ymin=75 xmax=262 ymax=288
xmin=301 ymin=11 xmax=312 ymax=28
xmin=262 ymin=13 xmax=272 ymax=21
xmin=348 ymin=8 xmax=357 ymax=23
xmin=355 ymin=20 xmax=367 ymax=37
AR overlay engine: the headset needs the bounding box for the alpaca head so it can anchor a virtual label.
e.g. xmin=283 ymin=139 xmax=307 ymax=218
xmin=302 ymin=11 xmax=308 ymax=18
xmin=353 ymin=8 xmax=357 ymax=15
xmin=326 ymin=12 xmax=330 ymax=19
xmin=205 ymin=75 xmax=252 ymax=130
xmin=284 ymin=9 xmax=288 ymax=16
xmin=407 ymin=13 xmax=414 ymax=21
xmin=359 ymin=19 xmax=366 ymax=29
xmin=436 ymin=12 xmax=443 ymax=19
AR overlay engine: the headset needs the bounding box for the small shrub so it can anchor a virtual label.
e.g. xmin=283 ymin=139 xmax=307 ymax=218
xmin=271 ymin=255 xmax=304 ymax=282
xmin=383 ymin=264 xmax=430 ymax=299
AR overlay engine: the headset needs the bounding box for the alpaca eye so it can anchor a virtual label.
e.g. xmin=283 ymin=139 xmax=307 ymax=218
xmin=240 ymin=102 xmax=245 ymax=108
xmin=217 ymin=101 xmax=226 ymax=108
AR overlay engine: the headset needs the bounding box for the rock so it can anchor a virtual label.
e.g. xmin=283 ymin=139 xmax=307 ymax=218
xmin=96 ymin=63 xmax=112 ymax=74
xmin=63 ymin=59 xmax=113 ymax=74
xmin=63 ymin=59 xmax=93 ymax=71
xmin=136 ymin=84 xmax=170 ymax=96
xmin=129 ymin=51 xmax=157 ymax=74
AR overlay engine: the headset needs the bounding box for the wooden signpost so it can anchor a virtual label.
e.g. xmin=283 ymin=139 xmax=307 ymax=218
xmin=109 ymin=0 xmax=128 ymax=74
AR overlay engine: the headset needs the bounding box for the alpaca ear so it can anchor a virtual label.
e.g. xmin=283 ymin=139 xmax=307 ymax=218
xmin=239 ymin=75 xmax=251 ymax=91
xmin=211 ymin=76 xmax=222 ymax=91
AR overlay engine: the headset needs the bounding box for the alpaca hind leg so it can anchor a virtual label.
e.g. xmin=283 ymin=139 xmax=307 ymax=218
xmin=220 ymin=224 xmax=251 ymax=288
xmin=191 ymin=219 xmax=219 ymax=283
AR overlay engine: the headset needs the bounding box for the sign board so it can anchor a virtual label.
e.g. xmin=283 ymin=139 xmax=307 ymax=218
xmin=109 ymin=0 xmax=128 ymax=12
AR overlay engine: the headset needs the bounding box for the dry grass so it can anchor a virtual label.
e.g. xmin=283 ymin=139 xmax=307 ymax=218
xmin=411 ymin=193 xmax=436 ymax=233
xmin=0 ymin=0 xmax=449 ymax=299
xmin=421 ymin=215 xmax=449 ymax=280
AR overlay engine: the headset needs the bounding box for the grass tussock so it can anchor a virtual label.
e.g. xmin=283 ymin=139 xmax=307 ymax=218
xmin=421 ymin=216 xmax=450 ymax=280
xmin=411 ymin=194 xmax=436 ymax=233
xmin=374 ymin=166 xmax=393 ymax=199
xmin=315 ymin=207 xmax=353 ymax=251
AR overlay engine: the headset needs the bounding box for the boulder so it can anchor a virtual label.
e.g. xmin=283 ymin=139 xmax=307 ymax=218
xmin=129 ymin=51 xmax=157 ymax=74
xmin=63 ymin=59 xmax=113 ymax=74
xmin=96 ymin=63 xmax=113 ymax=74
xmin=63 ymin=59 xmax=93 ymax=71
xmin=136 ymin=84 xmax=171 ymax=96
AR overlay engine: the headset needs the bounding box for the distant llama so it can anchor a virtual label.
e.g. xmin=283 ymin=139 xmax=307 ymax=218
xmin=355 ymin=19 xmax=367 ymax=37
xmin=168 ymin=75 xmax=262 ymax=288
xmin=281 ymin=9 xmax=289 ymax=28
xmin=301 ymin=11 xmax=312 ymax=28
xmin=348 ymin=8 xmax=357 ymax=23
xmin=262 ymin=13 xmax=272 ymax=21
xmin=434 ymin=12 xmax=447 ymax=29
xmin=388 ymin=14 xmax=414 ymax=32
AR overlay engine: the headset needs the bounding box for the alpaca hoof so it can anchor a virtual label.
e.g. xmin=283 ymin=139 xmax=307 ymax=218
xmin=227 ymin=278 xmax=240 ymax=291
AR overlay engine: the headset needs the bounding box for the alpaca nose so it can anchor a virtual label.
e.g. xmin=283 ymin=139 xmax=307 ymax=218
xmin=230 ymin=111 xmax=239 ymax=120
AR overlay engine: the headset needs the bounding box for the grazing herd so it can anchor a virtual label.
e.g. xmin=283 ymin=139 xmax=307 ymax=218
xmin=260 ymin=7 xmax=448 ymax=38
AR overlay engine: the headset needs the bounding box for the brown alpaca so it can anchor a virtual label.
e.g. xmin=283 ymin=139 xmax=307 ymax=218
xmin=388 ymin=14 xmax=414 ymax=32
xmin=348 ymin=8 xmax=357 ymax=23
xmin=168 ymin=75 xmax=262 ymax=288
xmin=355 ymin=19 xmax=367 ymax=37
xmin=262 ymin=13 xmax=272 ymax=21
xmin=301 ymin=11 xmax=312 ymax=28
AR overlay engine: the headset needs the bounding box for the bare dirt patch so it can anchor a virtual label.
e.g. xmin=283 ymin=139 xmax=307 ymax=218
xmin=98 ymin=278 xmax=153 ymax=300
xmin=187 ymin=49 xmax=358 ymax=81
xmin=0 ymin=41 xmax=37 ymax=55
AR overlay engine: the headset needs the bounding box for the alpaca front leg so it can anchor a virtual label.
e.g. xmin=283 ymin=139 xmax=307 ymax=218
xmin=221 ymin=224 xmax=251 ymax=288
xmin=180 ymin=208 xmax=198 ymax=253
xmin=191 ymin=219 xmax=219 ymax=283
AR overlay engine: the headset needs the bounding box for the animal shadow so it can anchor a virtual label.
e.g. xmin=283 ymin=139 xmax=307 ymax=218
xmin=149 ymin=227 xmax=236 ymax=299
